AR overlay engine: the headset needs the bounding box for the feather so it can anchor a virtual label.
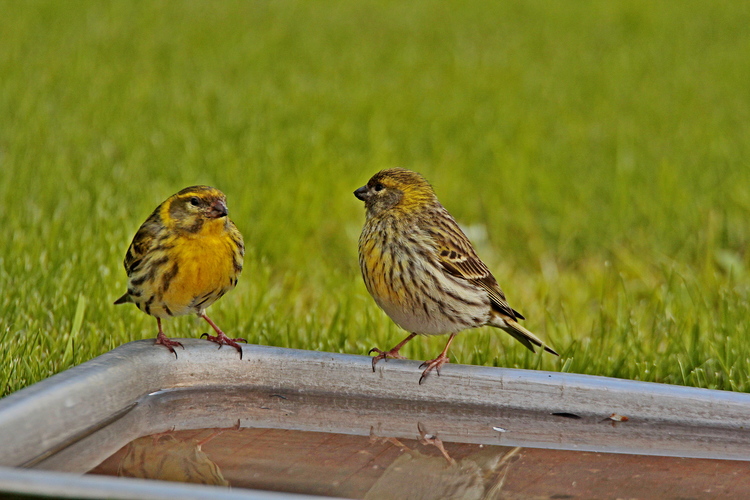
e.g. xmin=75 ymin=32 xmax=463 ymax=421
xmin=429 ymin=207 xmax=523 ymax=321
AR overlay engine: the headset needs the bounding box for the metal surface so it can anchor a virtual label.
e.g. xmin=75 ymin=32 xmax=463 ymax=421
xmin=1 ymin=339 xmax=750 ymax=496
xmin=0 ymin=466 xmax=329 ymax=500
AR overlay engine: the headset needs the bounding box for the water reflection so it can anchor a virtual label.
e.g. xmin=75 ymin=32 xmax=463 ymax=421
xmin=80 ymin=387 xmax=750 ymax=498
xmin=365 ymin=424 xmax=520 ymax=499
xmin=92 ymin=424 xmax=521 ymax=499
xmin=116 ymin=430 xmax=229 ymax=487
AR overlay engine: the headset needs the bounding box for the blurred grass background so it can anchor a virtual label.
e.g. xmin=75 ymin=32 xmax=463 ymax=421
xmin=2 ymin=0 xmax=750 ymax=397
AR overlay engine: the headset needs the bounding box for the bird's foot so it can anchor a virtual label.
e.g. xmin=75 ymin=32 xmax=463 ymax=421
xmin=201 ymin=332 xmax=247 ymax=359
xmin=368 ymin=347 xmax=407 ymax=372
xmin=418 ymin=422 xmax=456 ymax=466
xmin=418 ymin=353 xmax=450 ymax=384
xmin=155 ymin=333 xmax=184 ymax=358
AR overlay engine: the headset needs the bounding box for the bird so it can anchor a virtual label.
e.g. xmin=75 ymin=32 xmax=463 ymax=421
xmin=354 ymin=168 xmax=557 ymax=383
xmin=114 ymin=185 xmax=246 ymax=358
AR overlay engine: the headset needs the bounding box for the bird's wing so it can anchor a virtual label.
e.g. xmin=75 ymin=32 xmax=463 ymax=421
xmin=123 ymin=211 xmax=163 ymax=275
xmin=430 ymin=215 xmax=524 ymax=321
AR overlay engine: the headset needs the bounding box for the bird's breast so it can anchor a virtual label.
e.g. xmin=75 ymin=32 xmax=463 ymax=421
xmin=359 ymin=221 xmax=490 ymax=335
xmin=158 ymin=234 xmax=239 ymax=316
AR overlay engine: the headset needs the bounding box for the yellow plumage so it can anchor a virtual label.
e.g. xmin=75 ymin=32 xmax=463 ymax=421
xmin=115 ymin=185 xmax=245 ymax=357
xmin=158 ymin=231 xmax=236 ymax=316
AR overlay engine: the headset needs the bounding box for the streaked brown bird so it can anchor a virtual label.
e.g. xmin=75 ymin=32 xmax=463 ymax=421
xmin=115 ymin=185 xmax=245 ymax=358
xmin=355 ymin=168 xmax=557 ymax=383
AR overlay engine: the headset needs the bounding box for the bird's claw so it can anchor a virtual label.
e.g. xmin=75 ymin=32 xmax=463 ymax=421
xmin=369 ymin=347 xmax=406 ymax=372
xmin=418 ymin=355 xmax=450 ymax=385
xmin=201 ymin=332 xmax=247 ymax=359
xmin=155 ymin=336 xmax=184 ymax=359
xmin=417 ymin=422 xmax=456 ymax=466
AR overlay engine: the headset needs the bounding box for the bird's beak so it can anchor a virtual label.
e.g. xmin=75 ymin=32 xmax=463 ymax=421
xmin=208 ymin=199 xmax=228 ymax=218
xmin=354 ymin=185 xmax=368 ymax=201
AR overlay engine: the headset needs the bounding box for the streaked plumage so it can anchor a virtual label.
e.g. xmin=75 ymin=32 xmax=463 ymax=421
xmin=355 ymin=168 xmax=557 ymax=383
xmin=118 ymin=432 xmax=229 ymax=486
xmin=115 ymin=185 xmax=245 ymax=358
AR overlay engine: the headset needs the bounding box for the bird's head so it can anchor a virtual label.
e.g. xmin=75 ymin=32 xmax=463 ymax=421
xmin=354 ymin=168 xmax=436 ymax=217
xmin=164 ymin=185 xmax=230 ymax=233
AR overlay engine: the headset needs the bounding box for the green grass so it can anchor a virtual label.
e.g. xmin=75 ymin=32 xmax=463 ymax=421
xmin=2 ymin=0 xmax=750 ymax=397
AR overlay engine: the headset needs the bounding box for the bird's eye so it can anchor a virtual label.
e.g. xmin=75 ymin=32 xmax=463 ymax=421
xmin=189 ymin=197 xmax=201 ymax=207
xmin=374 ymin=182 xmax=385 ymax=192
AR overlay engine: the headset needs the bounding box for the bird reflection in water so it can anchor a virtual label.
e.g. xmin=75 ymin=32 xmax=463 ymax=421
xmin=365 ymin=424 xmax=521 ymax=500
xmin=97 ymin=422 xmax=520 ymax=498
xmin=117 ymin=428 xmax=230 ymax=487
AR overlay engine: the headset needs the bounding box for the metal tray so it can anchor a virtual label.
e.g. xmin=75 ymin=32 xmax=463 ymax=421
xmin=1 ymin=339 xmax=749 ymax=498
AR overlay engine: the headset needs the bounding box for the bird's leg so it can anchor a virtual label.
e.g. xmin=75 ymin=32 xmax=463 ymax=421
xmin=199 ymin=313 xmax=247 ymax=359
xmin=369 ymin=332 xmax=417 ymax=371
xmin=418 ymin=422 xmax=456 ymax=466
xmin=154 ymin=317 xmax=184 ymax=358
xmin=418 ymin=333 xmax=456 ymax=384
xmin=195 ymin=419 xmax=242 ymax=449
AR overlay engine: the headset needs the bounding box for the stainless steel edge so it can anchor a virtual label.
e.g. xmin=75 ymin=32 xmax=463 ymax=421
xmin=2 ymin=339 xmax=750 ymax=468
xmin=0 ymin=465 xmax=334 ymax=500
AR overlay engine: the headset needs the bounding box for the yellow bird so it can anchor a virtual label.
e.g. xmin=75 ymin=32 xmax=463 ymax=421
xmin=115 ymin=186 xmax=245 ymax=358
xmin=355 ymin=168 xmax=557 ymax=383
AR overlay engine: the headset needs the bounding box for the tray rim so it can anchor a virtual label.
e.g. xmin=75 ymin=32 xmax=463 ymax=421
xmin=2 ymin=339 xmax=750 ymax=496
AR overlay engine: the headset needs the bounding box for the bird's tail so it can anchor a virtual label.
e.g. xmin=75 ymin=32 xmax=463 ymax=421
xmin=492 ymin=314 xmax=559 ymax=356
xmin=113 ymin=293 xmax=131 ymax=305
